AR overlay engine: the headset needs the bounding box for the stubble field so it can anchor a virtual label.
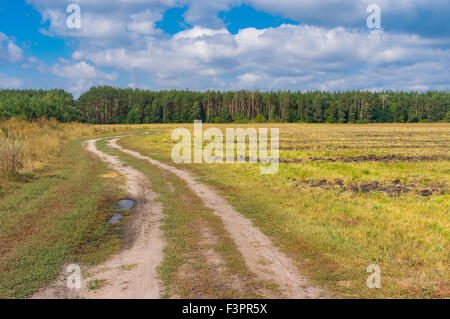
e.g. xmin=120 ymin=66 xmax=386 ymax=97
xmin=120 ymin=123 xmax=449 ymax=298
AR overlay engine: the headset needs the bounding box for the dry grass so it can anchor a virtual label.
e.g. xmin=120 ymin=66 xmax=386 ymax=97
xmin=0 ymin=118 xmax=141 ymax=182
xmin=0 ymin=118 xmax=137 ymax=298
xmin=0 ymin=118 xmax=88 ymax=179
xmin=0 ymin=138 xmax=26 ymax=178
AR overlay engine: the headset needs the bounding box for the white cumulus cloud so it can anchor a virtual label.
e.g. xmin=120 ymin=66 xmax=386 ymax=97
xmin=0 ymin=73 xmax=23 ymax=89
xmin=0 ymin=33 xmax=24 ymax=64
xmin=15 ymin=0 xmax=450 ymax=93
xmin=51 ymin=59 xmax=118 ymax=96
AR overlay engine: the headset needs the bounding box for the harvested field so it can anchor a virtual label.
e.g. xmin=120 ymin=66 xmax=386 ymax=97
xmin=290 ymin=178 xmax=448 ymax=196
xmin=121 ymin=123 xmax=449 ymax=299
xmin=281 ymin=154 xmax=450 ymax=163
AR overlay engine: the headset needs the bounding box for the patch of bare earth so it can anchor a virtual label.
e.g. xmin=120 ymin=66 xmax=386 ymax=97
xmin=280 ymin=154 xmax=450 ymax=164
xmin=32 ymin=139 xmax=165 ymax=299
xmin=290 ymin=178 xmax=448 ymax=197
xmin=111 ymin=139 xmax=328 ymax=299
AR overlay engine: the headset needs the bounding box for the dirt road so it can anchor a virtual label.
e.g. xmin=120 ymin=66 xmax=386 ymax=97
xmin=34 ymin=136 xmax=326 ymax=299
xmin=33 ymin=139 xmax=165 ymax=299
xmin=110 ymin=138 xmax=326 ymax=299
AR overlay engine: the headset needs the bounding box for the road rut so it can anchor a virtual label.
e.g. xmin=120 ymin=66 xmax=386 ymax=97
xmin=33 ymin=138 xmax=165 ymax=299
xmin=111 ymin=138 xmax=327 ymax=299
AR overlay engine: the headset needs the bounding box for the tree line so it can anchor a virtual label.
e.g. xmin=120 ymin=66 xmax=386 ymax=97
xmin=1 ymin=87 xmax=449 ymax=124
xmin=0 ymin=89 xmax=80 ymax=123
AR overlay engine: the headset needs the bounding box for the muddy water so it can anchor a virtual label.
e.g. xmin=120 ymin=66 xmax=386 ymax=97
xmin=119 ymin=199 xmax=135 ymax=210
xmin=109 ymin=199 xmax=135 ymax=224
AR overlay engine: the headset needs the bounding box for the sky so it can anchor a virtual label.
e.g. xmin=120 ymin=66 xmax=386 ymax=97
xmin=0 ymin=0 xmax=449 ymax=97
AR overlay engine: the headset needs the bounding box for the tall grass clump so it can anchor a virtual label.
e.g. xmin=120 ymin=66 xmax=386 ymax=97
xmin=0 ymin=117 xmax=105 ymax=181
xmin=0 ymin=137 xmax=26 ymax=178
xmin=0 ymin=118 xmax=140 ymax=184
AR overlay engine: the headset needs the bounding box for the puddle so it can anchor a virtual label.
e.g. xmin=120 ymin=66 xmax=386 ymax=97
xmin=109 ymin=199 xmax=135 ymax=224
xmin=119 ymin=199 xmax=135 ymax=210
xmin=109 ymin=213 xmax=123 ymax=224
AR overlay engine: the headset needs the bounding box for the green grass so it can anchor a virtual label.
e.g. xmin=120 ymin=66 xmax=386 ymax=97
xmin=120 ymin=264 xmax=137 ymax=271
xmin=87 ymin=279 xmax=108 ymax=291
xmin=0 ymin=138 xmax=124 ymax=298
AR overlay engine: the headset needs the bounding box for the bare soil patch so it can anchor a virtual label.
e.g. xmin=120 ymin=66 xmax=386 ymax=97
xmin=281 ymin=154 xmax=450 ymax=164
xmin=290 ymin=178 xmax=448 ymax=196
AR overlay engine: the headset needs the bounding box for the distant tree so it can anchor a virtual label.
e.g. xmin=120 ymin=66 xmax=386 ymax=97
xmin=430 ymin=93 xmax=446 ymax=122
xmin=254 ymin=114 xmax=267 ymax=123
xmin=325 ymin=100 xmax=339 ymax=123
xmin=219 ymin=106 xmax=232 ymax=123
xmin=1 ymin=88 xmax=448 ymax=124
xmin=443 ymin=111 xmax=450 ymax=123
xmin=191 ymin=101 xmax=202 ymax=121
xmin=126 ymin=106 xmax=142 ymax=124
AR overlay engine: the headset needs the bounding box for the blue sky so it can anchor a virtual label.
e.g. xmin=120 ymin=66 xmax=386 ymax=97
xmin=0 ymin=0 xmax=449 ymax=96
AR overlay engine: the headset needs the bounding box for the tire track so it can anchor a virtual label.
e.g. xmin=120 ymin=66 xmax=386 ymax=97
xmin=33 ymin=138 xmax=165 ymax=299
xmin=111 ymin=138 xmax=327 ymax=299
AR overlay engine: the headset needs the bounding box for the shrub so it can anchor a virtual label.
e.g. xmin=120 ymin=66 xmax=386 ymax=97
xmin=254 ymin=114 xmax=267 ymax=123
xmin=443 ymin=111 xmax=450 ymax=123
xmin=233 ymin=116 xmax=250 ymax=123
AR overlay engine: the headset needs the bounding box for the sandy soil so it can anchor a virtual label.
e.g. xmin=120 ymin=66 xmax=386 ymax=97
xmin=32 ymin=139 xmax=165 ymax=299
xmin=110 ymin=139 xmax=328 ymax=299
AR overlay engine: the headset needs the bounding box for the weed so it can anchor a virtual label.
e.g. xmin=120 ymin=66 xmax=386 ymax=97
xmin=87 ymin=279 xmax=108 ymax=291
xmin=120 ymin=264 xmax=137 ymax=271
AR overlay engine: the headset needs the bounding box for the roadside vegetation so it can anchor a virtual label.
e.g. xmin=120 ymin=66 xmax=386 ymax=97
xmin=0 ymin=118 xmax=132 ymax=298
xmin=1 ymin=118 xmax=97 ymax=182
xmin=122 ymin=123 xmax=449 ymax=299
